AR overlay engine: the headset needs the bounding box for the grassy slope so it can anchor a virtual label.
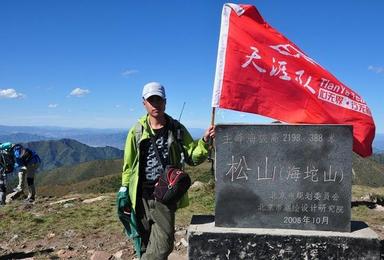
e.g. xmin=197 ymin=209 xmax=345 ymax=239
xmin=352 ymin=153 xmax=384 ymax=187
xmin=8 ymin=153 xmax=382 ymax=245
xmin=352 ymin=185 xmax=384 ymax=237
xmin=0 ymin=195 xmax=121 ymax=241
xmin=35 ymin=152 xmax=384 ymax=193
xmin=2 ymin=159 xmax=384 ymax=258
xmin=36 ymin=159 xmax=122 ymax=194
xmin=0 ymin=161 xmax=215 ymax=246
xmin=33 ymin=151 xmax=384 ymax=229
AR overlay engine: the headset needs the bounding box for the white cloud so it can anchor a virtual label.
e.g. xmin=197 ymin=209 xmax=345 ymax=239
xmin=48 ymin=103 xmax=58 ymax=108
xmin=69 ymin=87 xmax=90 ymax=97
xmin=121 ymin=69 xmax=138 ymax=77
xmin=368 ymin=65 xmax=384 ymax=74
xmin=0 ymin=88 xmax=25 ymax=99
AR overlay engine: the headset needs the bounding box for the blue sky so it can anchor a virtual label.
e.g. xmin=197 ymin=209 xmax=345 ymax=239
xmin=1 ymin=1 xmax=383 ymax=135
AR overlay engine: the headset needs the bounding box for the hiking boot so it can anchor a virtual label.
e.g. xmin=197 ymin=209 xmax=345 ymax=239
xmin=25 ymin=198 xmax=35 ymax=203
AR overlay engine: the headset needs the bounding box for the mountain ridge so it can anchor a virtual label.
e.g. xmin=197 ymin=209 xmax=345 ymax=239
xmin=24 ymin=138 xmax=123 ymax=172
xmin=34 ymin=152 xmax=384 ymax=198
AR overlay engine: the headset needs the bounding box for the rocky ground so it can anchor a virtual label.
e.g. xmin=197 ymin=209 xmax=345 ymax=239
xmin=0 ymin=195 xmax=188 ymax=260
xmin=1 ymin=192 xmax=384 ymax=259
xmin=0 ymin=230 xmax=187 ymax=260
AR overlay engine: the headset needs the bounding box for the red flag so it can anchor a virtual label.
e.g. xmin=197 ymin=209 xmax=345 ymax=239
xmin=212 ymin=4 xmax=375 ymax=157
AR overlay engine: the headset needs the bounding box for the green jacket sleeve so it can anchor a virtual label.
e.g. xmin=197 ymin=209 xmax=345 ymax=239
xmin=121 ymin=127 xmax=138 ymax=187
xmin=180 ymin=124 xmax=209 ymax=166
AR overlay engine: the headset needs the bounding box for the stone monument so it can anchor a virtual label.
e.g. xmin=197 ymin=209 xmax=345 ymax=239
xmin=188 ymin=124 xmax=382 ymax=259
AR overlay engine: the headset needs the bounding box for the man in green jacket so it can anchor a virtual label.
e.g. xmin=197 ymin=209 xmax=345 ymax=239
xmin=117 ymin=82 xmax=215 ymax=259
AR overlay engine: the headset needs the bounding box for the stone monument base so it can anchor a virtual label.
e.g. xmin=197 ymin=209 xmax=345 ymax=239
xmin=188 ymin=215 xmax=382 ymax=259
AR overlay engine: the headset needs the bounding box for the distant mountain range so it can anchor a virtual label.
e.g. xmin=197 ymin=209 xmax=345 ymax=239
xmin=0 ymin=125 xmax=205 ymax=149
xmin=1 ymin=124 xmax=383 ymax=152
xmin=0 ymin=125 xmax=124 ymax=137
xmin=0 ymin=125 xmax=128 ymax=149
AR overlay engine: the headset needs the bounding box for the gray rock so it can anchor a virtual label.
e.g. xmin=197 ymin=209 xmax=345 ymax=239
xmin=190 ymin=181 xmax=205 ymax=190
xmin=180 ymin=238 xmax=188 ymax=247
xmin=49 ymin=197 xmax=80 ymax=205
xmin=82 ymin=196 xmax=108 ymax=204
xmin=168 ymin=252 xmax=187 ymax=260
xmin=113 ymin=249 xmax=131 ymax=259
xmin=90 ymin=250 xmax=112 ymax=260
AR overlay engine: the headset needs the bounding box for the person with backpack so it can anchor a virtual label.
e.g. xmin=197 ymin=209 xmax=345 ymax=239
xmin=0 ymin=165 xmax=6 ymax=205
xmin=116 ymin=82 xmax=215 ymax=259
xmin=0 ymin=145 xmax=15 ymax=205
xmin=0 ymin=142 xmax=41 ymax=203
xmin=0 ymin=142 xmax=15 ymax=205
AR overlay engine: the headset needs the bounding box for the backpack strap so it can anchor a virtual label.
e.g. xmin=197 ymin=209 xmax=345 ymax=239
xmin=134 ymin=122 xmax=143 ymax=149
xmin=21 ymin=148 xmax=34 ymax=164
xmin=167 ymin=118 xmax=181 ymax=142
xmin=168 ymin=118 xmax=193 ymax=166
xmin=134 ymin=118 xmax=191 ymax=166
xmin=134 ymin=118 xmax=181 ymax=145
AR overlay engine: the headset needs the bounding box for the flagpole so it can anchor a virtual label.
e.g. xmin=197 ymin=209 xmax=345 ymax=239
xmin=208 ymin=107 xmax=215 ymax=178
xmin=210 ymin=107 xmax=216 ymax=126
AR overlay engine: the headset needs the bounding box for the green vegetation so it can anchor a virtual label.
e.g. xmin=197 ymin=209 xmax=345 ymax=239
xmin=36 ymin=159 xmax=122 ymax=197
xmin=36 ymin=158 xmax=215 ymax=198
xmin=371 ymin=153 xmax=384 ymax=165
xmin=35 ymin=151 xmax=384 ymax=197
xmin=32 ymin=150 xmax=384 ymax=230
xmin=352 ymin=153 xmax=384 ymax=187
xmin=2 ymin=138 xmax=384 ymax=257
xmin=352 ymin=204 xmax=384 ymax=234
xmin=352 ymin=185 xmax=384 ymax=199
xmin=37 ymin=159 xmax=122 ymax=187
xmin=38 ymin=174 xmax=121 ymax=197
xmin=0 ymin=161 xmax=216 ymax=245
xmin=0 ymin=194 xmax=121 ymax=241
xmin=6 ymin=151 xmax=382 ymax=244
xmin=27 ymin=138 xmax=123 ymax=171
xmin=2 ymin=157 xmax=384 ymax=253
xmin=177 ymin=161 xmax=215 ymax=226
